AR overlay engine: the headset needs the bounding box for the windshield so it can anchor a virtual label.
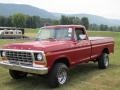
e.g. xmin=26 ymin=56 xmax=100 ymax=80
xmin=36 ymin=28 xmax=72 ymax=41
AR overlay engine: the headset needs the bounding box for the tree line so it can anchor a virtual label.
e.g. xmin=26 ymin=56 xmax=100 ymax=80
xmin=0 ymin=13 xmax=120 ymax=31
xmin=89 ymin=24 xmax=120 ymax=32
xmin=0 ymin=13 xmax=89 ymax=29
xmin=0 ymin=13 xmax=54 ymax=28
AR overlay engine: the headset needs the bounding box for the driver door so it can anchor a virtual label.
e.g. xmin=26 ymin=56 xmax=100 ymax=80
xmin=72 ymin=27 xmax=91 ymax=63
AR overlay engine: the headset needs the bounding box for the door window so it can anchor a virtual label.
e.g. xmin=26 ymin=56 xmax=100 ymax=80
xmin=75 ymin=28 xmax=87 ymax=40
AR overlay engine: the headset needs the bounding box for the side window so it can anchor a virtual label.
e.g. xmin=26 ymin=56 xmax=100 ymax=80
xmin=10 ymin=31 xmax=13 ymax=34
xmin=5 ymin=32 xmax=9 ymax=34
xmin=75 ymin=28 xmax=86 ymax=40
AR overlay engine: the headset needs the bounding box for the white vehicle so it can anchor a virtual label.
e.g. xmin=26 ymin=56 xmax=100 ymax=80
xmin=0 ymin=27 xmax=24 ymax=39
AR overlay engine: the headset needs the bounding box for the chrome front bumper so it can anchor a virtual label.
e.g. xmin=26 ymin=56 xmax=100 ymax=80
xmin=0 ymin=61 xmax=48 ymax=75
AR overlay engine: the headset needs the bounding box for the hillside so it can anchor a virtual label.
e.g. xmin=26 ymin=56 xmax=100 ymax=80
xmin=0 ymin=3 xmax=120 ymax=26
xmin=0 ymin=3 xmax=55 ymax=19
xmin=70 ymin=14 xmax=120 ymax=26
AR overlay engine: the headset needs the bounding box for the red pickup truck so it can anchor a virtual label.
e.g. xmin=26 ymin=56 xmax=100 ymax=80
xmin=0 ymin=25 xmax=114 ymax=88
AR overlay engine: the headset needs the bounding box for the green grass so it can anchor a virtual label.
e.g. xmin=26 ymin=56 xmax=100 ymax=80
xmin=0 ymin=30 xmax=120 ymax=90
xmin=24 ymin=28 xmax=39 ymax=38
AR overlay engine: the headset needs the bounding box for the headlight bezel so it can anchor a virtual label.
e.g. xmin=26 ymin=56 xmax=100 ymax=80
xmin=34 ymin=53 xmax=43 ymax=61
xmin=0 ymin=51 xmax=6 ymax=57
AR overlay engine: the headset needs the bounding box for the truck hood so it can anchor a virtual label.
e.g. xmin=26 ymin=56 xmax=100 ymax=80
xmin=4 ymin=40 xmax=72 ymax=52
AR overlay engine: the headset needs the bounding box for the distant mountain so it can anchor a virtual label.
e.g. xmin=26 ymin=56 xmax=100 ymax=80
xmin=0 ymin=3 xmax=120 ymax=26
xmin=68 ymin=14 xmax=120 ymax=26
xmin=0 ymin=3 xmax=55 ymax=19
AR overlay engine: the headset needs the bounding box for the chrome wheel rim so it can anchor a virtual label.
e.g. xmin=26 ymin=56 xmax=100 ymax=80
xmin=104 ymin=54 xmax=109 ymax=67
xmin=57 ymin=69 xmax=67 ymax=85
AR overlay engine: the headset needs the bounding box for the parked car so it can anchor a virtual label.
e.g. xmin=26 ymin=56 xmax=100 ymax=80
xmin=0 ymin=25 xmax=114 ymax=88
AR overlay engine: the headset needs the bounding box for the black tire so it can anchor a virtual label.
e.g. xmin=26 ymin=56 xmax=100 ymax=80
xmin=48 ymin=63 xmax=69 ymax=88
xmin=98 ymin=53 xmax=109 ymax=69
xmin=9 ymin=70 xmax=27 ymax=79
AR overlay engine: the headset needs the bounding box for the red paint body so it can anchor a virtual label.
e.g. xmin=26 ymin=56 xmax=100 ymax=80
xmin=4 ymin=25 xmax=114 ymax=70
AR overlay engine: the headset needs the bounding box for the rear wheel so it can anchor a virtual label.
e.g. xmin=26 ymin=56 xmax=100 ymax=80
xmin=9 ymin=70 xmax=27 ymax=79
xmin=98 ymin=53 xmax=109 ymax=69
xmin=48 ymin=63 xmax=69 ymax=88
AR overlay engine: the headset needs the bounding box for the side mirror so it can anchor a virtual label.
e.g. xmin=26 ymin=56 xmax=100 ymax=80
xmin=79 ymin=35 xmax=86 ymax=40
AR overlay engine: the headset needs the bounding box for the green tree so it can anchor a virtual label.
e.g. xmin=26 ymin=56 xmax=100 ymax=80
xmin=72 ymin=17 xmax=81 ymax=25
xmin=25 ymin=16 xmax=33 ymax=28
xmin=60 ymin=15 xmax=69 ymax=25
xmin=81 ymin=17 xmax=89 ymax=30
xmin=52 ymin=20 xmax=60 ymax=25
xmin=6 ymin=17 xmax=13 ymax=27
xmin=60 ymin=15 xmax=81 ymax=25
xmin=100 ymin=24 xmax=108 ymax=31
xmin=0 ymin=16 xmax=5 ymax=26
xmin=31 ymin=16 xmax=41 ymax=28
xmin=118 ymin=26 xmax=120 ymax=32
xmin=11 ymin=13 xmax=26 ymax=27
xmin=89 ymin=24 xmax=100 ymax=31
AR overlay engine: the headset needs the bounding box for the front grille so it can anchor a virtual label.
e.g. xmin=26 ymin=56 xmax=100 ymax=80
xmin=6 ymin=51 xmax=33 ymax=66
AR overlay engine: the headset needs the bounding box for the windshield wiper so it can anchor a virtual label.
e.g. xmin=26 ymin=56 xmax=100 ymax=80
xmin=47 ymin=37 xmax=56 ymax=40
xmin=35 ymin=38 xmax=39 ymax=41
xmin=35 ymin=37 xmax=56 ymax=41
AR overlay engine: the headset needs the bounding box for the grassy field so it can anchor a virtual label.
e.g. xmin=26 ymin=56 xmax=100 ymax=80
xmin=0 ymin=29 xmax=120 ymax=90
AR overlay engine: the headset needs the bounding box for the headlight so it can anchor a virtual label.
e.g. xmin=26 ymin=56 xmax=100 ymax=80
xmin=2 ymin=51 xmax=6 ymax=57
xmin=37 ymin=53 xmax=43 ymax=61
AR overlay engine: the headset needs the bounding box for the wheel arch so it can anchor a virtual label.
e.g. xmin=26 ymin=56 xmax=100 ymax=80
xmin=102 ymin=48 xmax=109 ymax=54
xmin=53 ymin=57 xmax=70 ymax=67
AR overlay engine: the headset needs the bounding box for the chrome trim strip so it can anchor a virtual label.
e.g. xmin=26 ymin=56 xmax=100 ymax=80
xmin=0 ymin=49 xmax=44 ymax=53
xmin=0 ymin=61 xmax=48 ymax=75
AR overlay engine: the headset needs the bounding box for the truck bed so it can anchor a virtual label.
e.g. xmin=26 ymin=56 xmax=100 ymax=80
xmin=89 ymin=37 xmax=112 ymax=41
xmin=88 ymin=37 xmax=114 ymax=59
xmin=89 ymin=37 xmax=114 ymax=44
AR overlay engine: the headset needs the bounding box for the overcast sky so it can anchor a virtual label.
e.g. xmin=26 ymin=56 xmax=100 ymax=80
xmin=0 ymin=0 xmax=120 ymax=19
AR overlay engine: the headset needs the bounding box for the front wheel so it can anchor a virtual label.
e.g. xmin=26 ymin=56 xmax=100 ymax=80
xmin=98 ymin=53 xmax=109 ymax=69
xmin=9 ymin=70 xmax=27 ymax=79
xmin=48 ymin=63 xmax=69 ymax=88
